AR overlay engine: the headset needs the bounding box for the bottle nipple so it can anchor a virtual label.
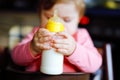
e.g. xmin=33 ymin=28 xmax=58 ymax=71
xmin=46 ymin=10 xmax=64 ymax=32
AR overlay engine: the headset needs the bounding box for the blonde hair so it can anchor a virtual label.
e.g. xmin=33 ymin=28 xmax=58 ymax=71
xmin=38 ymin=0 xmax=85 ymax=17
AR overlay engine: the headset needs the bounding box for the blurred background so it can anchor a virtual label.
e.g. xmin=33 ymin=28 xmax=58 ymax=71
xmin=0 ymin=0 xmax=120 ymax=79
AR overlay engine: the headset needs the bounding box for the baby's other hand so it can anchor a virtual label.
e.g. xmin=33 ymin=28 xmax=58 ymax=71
xmin=30 ymin=28 xmax=53 ymax=56
xmin=52 ymin=32 xmax=76 ymax=56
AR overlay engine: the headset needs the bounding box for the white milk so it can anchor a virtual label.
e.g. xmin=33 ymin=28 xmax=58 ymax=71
xmin=40 ymin=48 xmax=63 ymax=75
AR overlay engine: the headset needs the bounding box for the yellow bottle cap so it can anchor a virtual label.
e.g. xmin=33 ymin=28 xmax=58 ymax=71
xmin=46 ymin=10 xmax=64 ymax=32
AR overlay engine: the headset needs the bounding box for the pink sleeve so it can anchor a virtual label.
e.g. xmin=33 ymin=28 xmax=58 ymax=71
xmin=66 ymin=28 xmax=102 ymax=73
xmin=11 ymin=27 xmax=40 ymax=66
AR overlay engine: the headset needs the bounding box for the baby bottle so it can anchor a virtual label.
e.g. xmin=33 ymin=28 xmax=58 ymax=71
xmin=40 ymin=10 xmax=64 ymax=75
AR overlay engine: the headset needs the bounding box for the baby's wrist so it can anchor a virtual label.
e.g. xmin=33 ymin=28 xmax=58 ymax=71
xmin=30 ymin=41 xmax=41 ymax=56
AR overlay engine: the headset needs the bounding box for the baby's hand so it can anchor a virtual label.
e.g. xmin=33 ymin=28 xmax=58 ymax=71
xmin=31 ymin=28 xmax=53 ymax=56
xmin=52 ymin=32 xmax=76 ymax=56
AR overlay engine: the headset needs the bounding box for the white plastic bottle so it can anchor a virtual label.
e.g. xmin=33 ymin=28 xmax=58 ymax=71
xmin=40 ymin=10 xmax=64 ymax=75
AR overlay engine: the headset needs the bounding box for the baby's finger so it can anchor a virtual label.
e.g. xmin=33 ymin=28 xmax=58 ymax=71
xmin=57 ymin=32 xmax=71 ymax=39
xmin=37 ymin=43 xmax=52 ymax=50
xmin=53 ymin=39 xmax=69 ymax=44
xmin=56 ymin=49 xmax=69 ymax=56
xmin=38 ymin=28 xmax=51 ymax=37
xmin=38 ymin=36 xmax=52 ymax=42
xmin=53 ymin=43 xmax=68 ymax=49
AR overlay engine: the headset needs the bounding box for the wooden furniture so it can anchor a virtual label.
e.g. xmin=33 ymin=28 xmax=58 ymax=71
xmin=5 ymin=66 xmax=90 ymax=80
xmin=3 ymin=63 xmax=90 ymax=80
xmin=103 ymin=43 xmax=114 ymax=80
xmin=0 ymin=49 xmax=90 ymax=80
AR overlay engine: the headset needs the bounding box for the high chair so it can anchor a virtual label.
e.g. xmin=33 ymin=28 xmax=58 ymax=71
xmin=0 ymin=43 xmax=114 ymax=80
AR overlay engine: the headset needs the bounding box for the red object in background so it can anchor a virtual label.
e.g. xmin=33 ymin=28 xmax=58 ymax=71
xmin=80 ymin=16 xmax=90 ymax=25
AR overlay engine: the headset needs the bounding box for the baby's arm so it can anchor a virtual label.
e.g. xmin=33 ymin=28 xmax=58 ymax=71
xmin=66 ymin=29 xmax=102 ymax=73
xmin=11 ymin=27 xmax=40 ymax=66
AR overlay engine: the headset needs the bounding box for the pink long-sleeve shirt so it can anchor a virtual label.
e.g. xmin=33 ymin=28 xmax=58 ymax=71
xmin=11 ymin=27 xmax=102 ymax=73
